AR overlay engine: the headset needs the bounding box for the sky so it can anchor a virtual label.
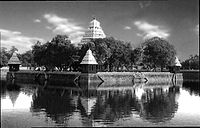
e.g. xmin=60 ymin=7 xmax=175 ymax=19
xmin=0 ymin=0 xmax=199 ymax=61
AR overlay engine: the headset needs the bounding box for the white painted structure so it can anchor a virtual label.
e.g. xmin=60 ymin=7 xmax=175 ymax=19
xmin=174 ymin=56 xmax=182 ymax=67
xmin=8 ymin=52 xmax=21 ymax=65
xmin=80 ymin=49 xmax=98 ymax=73
xmin=80 ymin=49 xmax=98 ymax=65
xmin=78 ymin=18 xmax=106 ymax=48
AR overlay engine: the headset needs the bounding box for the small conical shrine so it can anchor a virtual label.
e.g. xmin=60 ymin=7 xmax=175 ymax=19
xmin=80 ymin=49 xmax=98 ymax=73
xmin=8 ymin=52 xmax=21 ymax=71
xmin=80 ymin=49 xmax=98 ymax=65
xmin=174 ymin=56 xmax=182 ymax=67
xmin=169 ymin=56 xmax=181 ymax=73
xmin=78 ymin=18 xmax=106 ymax=48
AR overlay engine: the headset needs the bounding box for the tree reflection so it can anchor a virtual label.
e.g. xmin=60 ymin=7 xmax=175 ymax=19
xmin=1 ymin=80 xmax=7 ymax=98
xmin=182 ymin=81 xmax=200 ymax=96
xmin=1 ymin=76 xmax=186 ymax=127
xmin=91 ymin=89 xmax=140 ymax=122
xmin=88 ymin=84 xmax=180 ymax=124
xmin=138 ymin=86 xmax=180 ymax=123
xmin=30 ymin=82 xmax=181 ymax=125
xmin=31 ymin=87 xmax=77 ymax=124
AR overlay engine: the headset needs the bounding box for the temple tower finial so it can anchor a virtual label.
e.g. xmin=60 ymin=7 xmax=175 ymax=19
xmin=92 ymin=15 xmax=96 ymax=20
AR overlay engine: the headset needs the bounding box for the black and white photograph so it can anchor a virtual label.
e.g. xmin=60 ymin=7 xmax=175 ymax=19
xmin=0 ymin=0 xmax=199 ymax=127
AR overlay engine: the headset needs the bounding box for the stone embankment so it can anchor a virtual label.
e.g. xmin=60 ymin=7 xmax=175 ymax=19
xmin=4 ymin=69 xmax=199 ymax=88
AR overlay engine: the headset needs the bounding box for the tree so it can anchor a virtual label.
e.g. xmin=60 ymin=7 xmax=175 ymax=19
xmin=0 ymin=47 xmax=9 ymax=67
xmin=130 ymin=47 xmax=143 ymax=68
xmin=181 ymin=54 xmax=199 ymax=70
xmin=92 ymin=38 xmax=112 ymax=65
xmin=130 ymin=47 xmax=143 ymax=65
xmin=32 ymin=41 xmax=47 ymax=67
xmin=107 ymin=40 xmax=132 ymax=71
xmin=9 ymin=46 xmax=18 ymax=54
xmin=18 ymin=50 xmax=35 ymax=68
xmin=86 ymin=37 xmax=133 ymax=71
xmin=32 ymin=35 xmax=75 ymax=71
xmin=141 ymin=37 xmax=176 ymax=71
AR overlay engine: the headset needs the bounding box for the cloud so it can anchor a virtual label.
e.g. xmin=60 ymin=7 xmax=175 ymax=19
xmin=0 ymin=28 xmax=44 ymax=53
xmin=134 ymin=20 xmax=170 ymax=40
xmin=34 ymin=19 xmax=41 ymax=23
xmin=46 ymin=26 xmax=52 ymax=30
xmin=124 ymin=26 xmax=132 ymax=30
xmin=43 ymin=13 xmax=85 ymax=44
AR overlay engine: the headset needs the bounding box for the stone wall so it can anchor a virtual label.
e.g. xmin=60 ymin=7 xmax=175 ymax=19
xmin=6 ymin=71 xmax=81 ymax=86
xmin=143 ymin=72 xmax=183 ymax=83
xmin=97 ymin=72 xmax=148 ymax=87
xmin=97 ymin=72 xmax=183 ymax=86
xmin=5 ymin=71 xmax=188 ymax=88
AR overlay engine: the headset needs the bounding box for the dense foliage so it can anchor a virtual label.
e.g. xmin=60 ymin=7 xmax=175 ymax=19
xmin=140 ymin=37 xmax=176 ymax=71
xmin=3 ymin=35 xmax=194 ymax=72
xmin=80 ymin=37 xmax=132 ymax=71
xmin=181 ymin=54 xmax=199 ymax=70
xmin=18 ymin=50 xmax=35 ymax=67
xmin=32 ymin=35 xmax=76 ymax=71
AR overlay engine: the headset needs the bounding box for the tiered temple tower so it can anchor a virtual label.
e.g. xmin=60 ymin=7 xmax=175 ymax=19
xmin=78 ymin=18 xmax=106 ymax=48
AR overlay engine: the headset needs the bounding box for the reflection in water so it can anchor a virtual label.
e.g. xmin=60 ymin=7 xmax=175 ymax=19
xmin=1 ymin=83 xmax=34 ymax=110
xmin=31 ymin=87 xmax=77 ymax=124
xmin=8 ymin=90 xmax=20 ymax=107
xmin=29 ymin=83 xmax=180 ymax=125
xmin=91 ymin=89 xmax=140 ymax=123
xmin=138 ymin=86 xmax=179 ymax=123
xmin=1 ymin=80 xmax=7 ymax=99
xmin=1 ymin=79 xmax=199 ymax=127
xmin=182 ymin=82 xmax=200 ymax=96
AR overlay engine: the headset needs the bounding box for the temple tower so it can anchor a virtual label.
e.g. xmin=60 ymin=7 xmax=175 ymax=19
xmin=78 ymin=18 xmax=106 ymax=48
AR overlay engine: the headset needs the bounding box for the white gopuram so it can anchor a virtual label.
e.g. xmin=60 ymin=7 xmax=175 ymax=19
xmin=78 ymin=18 xmax=106 ymax=48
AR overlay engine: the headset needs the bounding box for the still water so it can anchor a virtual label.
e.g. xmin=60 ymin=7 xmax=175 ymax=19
xmin=1 ymin=80 xmax=200 ymax=127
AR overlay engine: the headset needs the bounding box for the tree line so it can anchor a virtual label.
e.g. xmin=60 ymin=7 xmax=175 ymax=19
xmin=181 ymin=54 xmax=199 ymax=70
xmin=1 ymin=34 xmax=198 ymax=71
